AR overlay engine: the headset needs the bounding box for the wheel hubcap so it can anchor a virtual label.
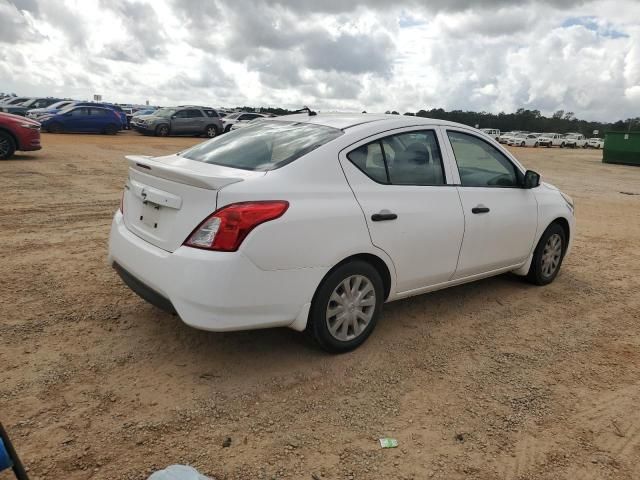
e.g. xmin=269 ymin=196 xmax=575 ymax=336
xmin=0 ymin=138 xmax=9 ymax=157
xmin=326 ymin=275 xmax=376 ymax=341
xmin=208 ymin=128 xmax=216 ymax=137
xmin=541 ymin=233 xmax=562 ymax=278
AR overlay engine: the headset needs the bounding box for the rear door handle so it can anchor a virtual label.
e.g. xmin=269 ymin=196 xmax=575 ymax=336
xmin=471 ymin=205 xmax=490 ymax=214
xmin=371 ymin=211 xmax=398 ymax=222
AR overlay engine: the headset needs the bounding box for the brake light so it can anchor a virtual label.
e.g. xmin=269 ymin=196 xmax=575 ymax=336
xmin=184 ymin=201 xmax=289 ymax=252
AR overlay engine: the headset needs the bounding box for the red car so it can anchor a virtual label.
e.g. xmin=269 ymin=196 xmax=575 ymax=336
xmin=0 ymin=112 xmax=42 ymax=159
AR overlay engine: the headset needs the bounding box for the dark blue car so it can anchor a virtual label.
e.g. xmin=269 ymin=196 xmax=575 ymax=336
xmin=40 ymin=106 xmax=122 ymax=134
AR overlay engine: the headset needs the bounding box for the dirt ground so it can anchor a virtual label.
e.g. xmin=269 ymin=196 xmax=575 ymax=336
xmin=1 ymin=131 xmax=639 ymax=480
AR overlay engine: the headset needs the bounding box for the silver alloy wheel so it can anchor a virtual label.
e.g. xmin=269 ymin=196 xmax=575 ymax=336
xmin=207 ymin=126 xmax=217 ymax=138
xmin=0 ymin=137 xmax=10 ymax=157
xmin=541 ymin=233 xmax=562 ymax=278
xmin=326 ymin=274 xmax=376 ymax=341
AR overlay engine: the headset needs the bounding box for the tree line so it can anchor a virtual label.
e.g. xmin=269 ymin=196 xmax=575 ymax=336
xmin=241 ymin=105 xmax=640 ymax=136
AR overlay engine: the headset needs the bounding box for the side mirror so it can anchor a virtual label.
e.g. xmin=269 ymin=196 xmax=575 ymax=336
xmin=523 ymin=170 xmax=540 ymax=189
xmin=171 ymin=115 xmax=176 ymax=119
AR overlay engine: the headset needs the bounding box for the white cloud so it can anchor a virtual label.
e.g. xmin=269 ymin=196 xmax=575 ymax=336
xmin=1 ymin=0 xmax=639 ymax=120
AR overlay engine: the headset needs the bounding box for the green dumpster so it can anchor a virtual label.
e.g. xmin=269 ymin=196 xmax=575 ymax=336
xmin=603 ymin=131 xmax=640 ymax=166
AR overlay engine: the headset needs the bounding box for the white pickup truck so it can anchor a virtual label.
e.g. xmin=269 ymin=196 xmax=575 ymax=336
xmin=480 ymin=128 xmax=500 ymax=140
xmin=537 ymin=133 xmax=565 ymax=147
xmin=564 ymin=133 xmax=587 ymax=148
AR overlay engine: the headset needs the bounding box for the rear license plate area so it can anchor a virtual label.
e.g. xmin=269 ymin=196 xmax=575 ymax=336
xmin=140 ymin=202 xmax=161 ymax=229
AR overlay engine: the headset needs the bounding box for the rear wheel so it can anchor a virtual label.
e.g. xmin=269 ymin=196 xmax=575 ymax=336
xmin=520 ymin=141 xmax=525 ymax=147
xmin=560 ymin=142 xmax=565 ymax=148
xmin=526 ymin=223 xmax=566 ymax=286
xmin=156 ymin=124 xmax=169 ymax=137
xmin=307 ymin=260 xmax=384 ymax=353
xmin=205 ymin=125 xmax=218 ymax=138
xmin=0 ymin=131 xmax=16 ymax=160
xmin=534 ymin=142 xmax=539 ymax=147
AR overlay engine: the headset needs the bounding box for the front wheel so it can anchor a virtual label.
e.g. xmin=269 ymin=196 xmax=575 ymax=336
xmin=47 ymin=122 xmax=63 ymax=133
xmin=520 ymin=141 xmax=525 ymax=147
xmin=306 ymin=261 xmax=384 ymax=353
xmin=155 ymin=124 xmax=169 ymax=137
xmin=0 ymin=131 xmax=16 ymax=160
xmin=526 ymin=223 xmax=566 ymax=286
xmin=534 ymin=142 xmax=539 ymax=148
xmin=103 ymin=124 xmax=118 ymax=135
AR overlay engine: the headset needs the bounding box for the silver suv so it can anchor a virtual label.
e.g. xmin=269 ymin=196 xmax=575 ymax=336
xmin=131 ymin=106 xmax=223 ymax=138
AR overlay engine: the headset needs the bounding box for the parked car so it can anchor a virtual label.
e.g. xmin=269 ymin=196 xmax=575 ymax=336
xmin=222 ymin=112 xmax=267 ymax=133
xmin=498 ymin=131 xmax=519 ymax=144
xmin=586 ymin=137 xmax=604 ymax=149
xmin=514 ymin=133 xmax=543 ymax=147
xmin=40 ymin=106 xmax=122 ymax=134
xmin=1 ymin=97 xmax=63 ymax=116
xmin=480 ymin=128 xmax=500 ymax=140
xmin=0 ymin=97 xmax=30 ymax=106
xmin=0 ymin=112 xmax=42 ymax=159
xmin=229 ymin=117 xmax=268 ymax=131
xmin=130 ymin=108 xmax=156 ymax=124
xmin=109 ymin=113 xmax=575 ymax=352
xmin=507 ymin=132 xmax=530 ymax=146
xmin=131 ymin=106 xmax=223 ymax=137
xmin=537 ymin=133 xmax=564 ymax=147
xmin=564 ymin=133 xmax=587 ymax=148
xmin=27 ymin=100 xmax=76 ymax=120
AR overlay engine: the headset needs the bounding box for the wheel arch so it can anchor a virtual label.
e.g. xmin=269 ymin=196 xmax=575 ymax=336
xmin=550 ymin=217 xmax=570 ymax=249
xmin=321 ymin=253 xmax=393 ymax=302
xmin=0 ymin=127 xmax=19 ymax=150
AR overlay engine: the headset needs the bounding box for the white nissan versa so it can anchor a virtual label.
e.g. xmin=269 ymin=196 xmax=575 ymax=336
xmin=108 ymin=113 xmax=575 ymax=352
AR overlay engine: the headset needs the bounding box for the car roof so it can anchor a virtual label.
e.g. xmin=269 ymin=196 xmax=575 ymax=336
xmin=271 ymin=113 xmax=473 ymax=130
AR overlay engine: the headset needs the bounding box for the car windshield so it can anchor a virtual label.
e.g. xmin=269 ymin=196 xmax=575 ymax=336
xmin=154 ymin=108 xmax=177 ymax=117
xmin=181 ymin=120 xmax=343 ymax=171
xmin=48 ymin=101 xmax=71 ymax=109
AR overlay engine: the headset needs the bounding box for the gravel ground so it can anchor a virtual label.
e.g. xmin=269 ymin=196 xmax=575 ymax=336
xmin=1 ymin=132 xmax=639 ymax=480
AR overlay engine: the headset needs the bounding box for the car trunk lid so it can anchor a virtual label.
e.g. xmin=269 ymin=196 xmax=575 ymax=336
xmin=123 ymin=154 xmax=265 ymax=252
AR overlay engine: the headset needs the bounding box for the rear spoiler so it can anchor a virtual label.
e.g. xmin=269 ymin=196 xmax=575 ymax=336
xmin=125 ymin=155 xmax=253 ymax=190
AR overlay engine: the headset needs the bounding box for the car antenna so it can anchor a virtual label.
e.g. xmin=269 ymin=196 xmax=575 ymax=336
xmin=291 ymin=106 xmax=317 ymax=116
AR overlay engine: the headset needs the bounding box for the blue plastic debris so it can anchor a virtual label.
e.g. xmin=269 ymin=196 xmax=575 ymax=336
xmin=0 ymin=437 xmax=13 ymax=471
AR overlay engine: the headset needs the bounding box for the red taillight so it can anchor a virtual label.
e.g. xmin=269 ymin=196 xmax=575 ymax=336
xmin=184 ymin=201 xmax=289 ymax=252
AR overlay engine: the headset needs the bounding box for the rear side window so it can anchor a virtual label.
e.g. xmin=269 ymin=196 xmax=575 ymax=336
xmin=203 ymin=109 xmax=219 ymax=117
xmin=347 ymin=130 xmax=446 ymax=186
xmin=181 ymin=120 xmax=343 ymax=171
xmin=187 ymin=109 xmax=204 ymax=118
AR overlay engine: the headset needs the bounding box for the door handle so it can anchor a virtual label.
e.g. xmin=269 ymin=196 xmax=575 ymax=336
xmin=472 ymin=205 xmax=490 ymax=214
xmin=371 ymin=211 xmax=398 ymax=222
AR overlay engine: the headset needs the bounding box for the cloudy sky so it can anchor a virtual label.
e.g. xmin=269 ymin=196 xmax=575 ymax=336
xmin=2 ymin=0 xmax=639 ymax=121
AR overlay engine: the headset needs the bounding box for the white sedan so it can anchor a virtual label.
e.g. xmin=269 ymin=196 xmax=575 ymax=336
xmin=109 ymin=114 xmax=575 ymax=352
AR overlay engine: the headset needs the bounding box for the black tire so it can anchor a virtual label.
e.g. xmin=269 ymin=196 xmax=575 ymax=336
xmin=534 ymin=142 xmax=539 ymax=148
xmin=526 ymin=223 xmax=567 ymax=286
xmin=0 ymin=131 xmax=16 ymax=160
xmin=103 ymin=124 xmax=118 ymax=135
xmin=560 ymin=142 xmax=565 ymax=148
xmin=47 ymin=122 xmax=63 ymax=133
xmin=520 ymin=141 xmax=525 ymax=147
xmin=155 ymin=124 xmax=170 ymax=137
xmin=224 ymin=125 xmax=232 ymax=133
xmin=205 ymin=124 xmax=218 ymax=138
xmin=306 ymin=260 xmax=384 ymax=353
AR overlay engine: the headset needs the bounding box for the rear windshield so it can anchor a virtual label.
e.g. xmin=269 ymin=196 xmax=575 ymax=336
xmin=181 ymin=120 xmax=343 ymax=171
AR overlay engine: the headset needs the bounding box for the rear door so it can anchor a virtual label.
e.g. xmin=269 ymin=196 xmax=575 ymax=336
xmin=340 ymin=128 xmax=465 ymax=293
xmin=442 ymin=128 xmax=538 ymax=279
xmin=186 ymin=108 xmax=206 ymax=134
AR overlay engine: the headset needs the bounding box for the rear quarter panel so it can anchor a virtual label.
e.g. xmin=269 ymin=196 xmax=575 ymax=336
xmin=217 ymin=140 xmax=397 ymax=282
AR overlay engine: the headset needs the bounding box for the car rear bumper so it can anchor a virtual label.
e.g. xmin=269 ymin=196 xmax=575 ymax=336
xmin=108 ymin=212 xmax=326 ymax=332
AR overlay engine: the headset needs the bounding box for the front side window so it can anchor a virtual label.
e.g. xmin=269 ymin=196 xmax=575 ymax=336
xmin=181 ymin=120 xmax=343 ymax=171
xmin=347 ymin=130 xmax=446 ymax=186
xmin=187 ymin=109 xmax=204 ymax=118
xmin=67 ymin=107 xmax=89 ymax=116
xmin=447 ymin=131 xmax=520 ymax=187
xmin=173 ymin=110 xmax=189 ymax=119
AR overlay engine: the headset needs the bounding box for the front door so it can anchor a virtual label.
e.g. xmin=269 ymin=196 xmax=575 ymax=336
xmin=170 ymin=109 xmax=191 ymax=134
xmin=340 ymin=128 xmax=465 ymax=293
xmin=443 ymin=129 xmax=538 ymax=279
